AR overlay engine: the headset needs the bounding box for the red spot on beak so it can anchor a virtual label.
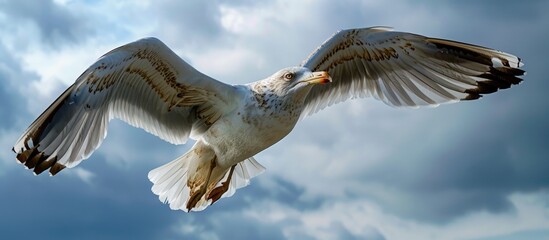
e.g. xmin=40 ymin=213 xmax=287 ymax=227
xmin=307 ymin=71 xmax=332 ymax=85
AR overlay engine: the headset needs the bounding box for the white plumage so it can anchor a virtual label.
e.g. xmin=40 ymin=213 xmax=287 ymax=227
xmin=13 ymin=27 xmax=524 ymax=212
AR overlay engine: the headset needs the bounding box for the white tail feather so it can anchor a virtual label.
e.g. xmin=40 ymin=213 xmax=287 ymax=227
xmin=148 ymin=156 xmax=265 ymax=212
xmin=222 ymin=157 xmax=265 ymax=199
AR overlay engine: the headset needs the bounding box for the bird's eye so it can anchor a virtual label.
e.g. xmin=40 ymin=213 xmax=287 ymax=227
xmin=283 ymin=72 xmax=294 ymax=80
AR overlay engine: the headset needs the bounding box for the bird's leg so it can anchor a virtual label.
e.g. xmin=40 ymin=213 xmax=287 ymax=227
xmin=207 ymin=164 xmax=236 ymax=204
xmin=186 ymin=157 xmax=217 ymax=211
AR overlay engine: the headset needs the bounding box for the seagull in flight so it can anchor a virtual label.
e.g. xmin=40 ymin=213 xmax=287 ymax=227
xmin=13 ymin=27 xmax=524 ymax=212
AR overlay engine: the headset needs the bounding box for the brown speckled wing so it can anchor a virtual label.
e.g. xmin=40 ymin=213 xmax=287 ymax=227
xmin=300 ymin=27 xmax=525 ymax=116
xmin=13 ymin=38 xmax=238 ymax=175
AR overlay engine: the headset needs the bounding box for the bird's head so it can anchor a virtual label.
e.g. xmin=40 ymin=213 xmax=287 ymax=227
xmin=263 ymin=67 xmax=332 ymax=97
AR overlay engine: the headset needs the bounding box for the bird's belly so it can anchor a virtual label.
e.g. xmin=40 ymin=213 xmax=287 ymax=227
xmin=203 ymin=114 xmax=297 ymax=168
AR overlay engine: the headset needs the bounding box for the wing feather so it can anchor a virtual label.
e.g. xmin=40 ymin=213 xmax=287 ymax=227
xmin=300 ymin=27 xmax=525 ymax=116
xmin=13 ymin=38 xmax=239 ymax=175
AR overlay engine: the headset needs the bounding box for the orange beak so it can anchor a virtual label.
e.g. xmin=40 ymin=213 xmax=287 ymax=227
xmin=303 ymin=71 xmax=332 ymax=85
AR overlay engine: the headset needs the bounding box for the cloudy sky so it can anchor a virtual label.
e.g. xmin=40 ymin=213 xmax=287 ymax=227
xmin=1 ymin=0 xmax=548 ymax=239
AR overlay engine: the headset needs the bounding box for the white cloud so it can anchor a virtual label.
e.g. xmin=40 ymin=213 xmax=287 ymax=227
xmin=233 ymin=190 xmax=549 ymax=240
xmin=186 ymin=46 xmax=267 ymax=83
xmin=70 ymin=167 xmax=96 ymax=185
xmin=173 ymin=216 xmax=221 ymax=240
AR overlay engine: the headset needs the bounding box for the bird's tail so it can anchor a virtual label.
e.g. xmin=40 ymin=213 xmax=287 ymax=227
xmin=148 ymin=148 xmax=265 ymax=212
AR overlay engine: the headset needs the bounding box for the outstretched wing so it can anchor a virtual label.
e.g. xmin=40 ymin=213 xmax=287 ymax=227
xmin=300 ymin=27 xmax=525 ymax=116
xmin=13 ymin=38 xmax=239 ymax=176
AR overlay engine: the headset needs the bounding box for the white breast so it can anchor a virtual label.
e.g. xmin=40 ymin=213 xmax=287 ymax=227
xmin=203 ymin=89 xmax=301 ymax=168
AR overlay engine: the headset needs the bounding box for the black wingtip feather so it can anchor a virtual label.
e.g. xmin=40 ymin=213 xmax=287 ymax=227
xmin=34 ymin=157 xmax=57 ymax=175
xmin=49 ymin=162 xmax=66 ymax=176
xmin=463 ymin=65 xmax=524 ymax=101
xmin=15 ymin=143 xmax=65 ymax=176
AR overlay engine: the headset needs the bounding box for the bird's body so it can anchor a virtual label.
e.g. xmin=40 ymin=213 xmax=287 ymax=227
xmin=205 ymin=80 xmax=304 ymax=169
xmin=13 ymin=27 xmax=524 ymax=211
xmin=150 ymin=68 xmax=328 ymax=209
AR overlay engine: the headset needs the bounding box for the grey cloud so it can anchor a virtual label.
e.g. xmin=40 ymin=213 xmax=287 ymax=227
xmin=0 ymin=0 xmax=92 ymax=47
xmin=431 ymin=1 xmax=548 ymax=22
xmin=472 ymin=229 xmax=549 ymax=240
xmin=342 ymin=106 xmax=549 ymax=223
xmin=147 ymin=1 xmax=227 ymax=51
xmin=198 ymin=213 xmax=287 ymax=240
xmin=0 ymin=78 xmax=18 ymax=129
xmin=284 ymin=221 xmax=385 ymax=240
xmin=0 ymin=44 xmax=39 ymax=130
xmin=343 ymin=110 xmax=547 ymax=223
xmin=253 ymin=176 xmax=326 ymax=210
xmin=3 ymin=168 xmax=223 ymax=239
xmin=0 ymin=54 xmax=21 ymax=130
xmin=0 ymin=157 xmax=184 ymax=240
xmin=328 ymin=222 xmax=385 ymax=240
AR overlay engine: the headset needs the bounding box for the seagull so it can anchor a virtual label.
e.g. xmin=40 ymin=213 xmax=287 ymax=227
xmin=13 ymin=27 xmax=524 ymax=212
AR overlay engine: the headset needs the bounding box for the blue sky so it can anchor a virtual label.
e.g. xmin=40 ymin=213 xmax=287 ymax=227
xmin=1 ymin=0 xmax=548 ymax=239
